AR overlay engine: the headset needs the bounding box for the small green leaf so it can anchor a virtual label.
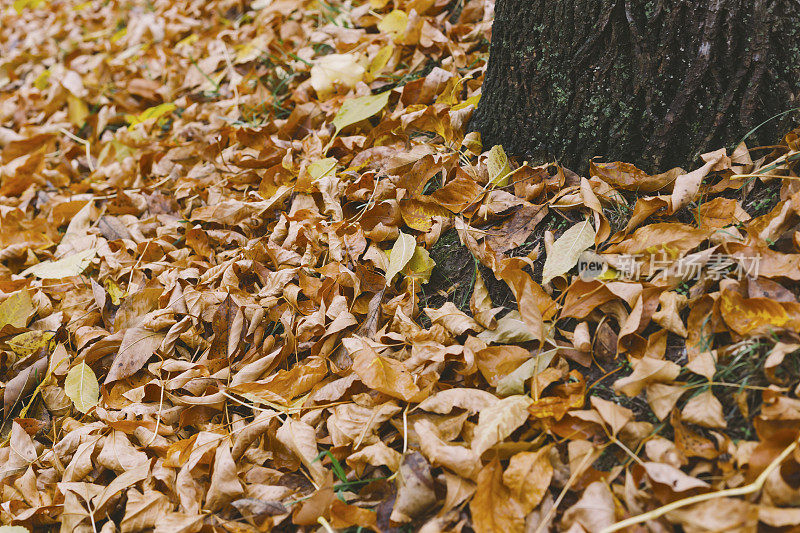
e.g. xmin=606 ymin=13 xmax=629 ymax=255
xmin=65 ymin=362 xmax=100 ymax=414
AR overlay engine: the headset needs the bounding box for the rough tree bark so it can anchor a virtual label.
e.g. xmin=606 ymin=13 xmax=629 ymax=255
xmin=471 ymin=0 xmax=800 ymax=172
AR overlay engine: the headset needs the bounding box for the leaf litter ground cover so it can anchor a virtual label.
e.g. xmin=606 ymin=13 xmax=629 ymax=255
xmin=2 ymin=0 xmax=800 ymax=532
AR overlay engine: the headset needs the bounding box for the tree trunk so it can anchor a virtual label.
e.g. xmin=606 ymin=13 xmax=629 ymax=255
xmin=472 ymin=0 xmax=800 ymax=172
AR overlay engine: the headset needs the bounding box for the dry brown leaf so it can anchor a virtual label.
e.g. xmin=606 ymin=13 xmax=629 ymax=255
xmin=105 ymin=328 xmax=166 ymax=384
xmin=415 ymin=419 xmax=480 ymax=478
xmin=471 ymin=395 xmax=533 ymax=456
xmin=347 ymin=336 xmax=425 ymax=401
xmin=502 ymin=445 xmax=553 ymax=513
xmin=614 ymin=357 xmax=681 ymax=397
xmin=416 ymin=388 xmax=500 ymax=415
xmin=471 ymin=458 xmax=526 ymax=533
xmin=0 ymin=2 xmax=797 ymax=530
xmin=390 ymin=452 xmax=437 ymax=523
xmin=560 ymin=481 xmax=616 ymax=532
xmin=275 ymin=418 xmax=327 ymax=487
xmin=681 ymin=391 xmax=727 ymax=429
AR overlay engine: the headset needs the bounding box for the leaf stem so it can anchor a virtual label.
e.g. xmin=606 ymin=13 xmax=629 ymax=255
xmin=601 ymin=436 xmax=800 ymax=533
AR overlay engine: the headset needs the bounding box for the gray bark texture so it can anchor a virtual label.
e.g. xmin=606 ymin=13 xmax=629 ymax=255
xmin=471 ymin=0 xmax=800 ymax=172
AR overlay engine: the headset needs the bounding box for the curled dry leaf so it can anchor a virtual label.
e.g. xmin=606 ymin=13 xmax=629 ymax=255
xmin=416 ymin=388 xmax=500 ymax=414
xmin=415 ymin=419 xmax=480 ymax=478
xmin=2 ymin=1 xmax=800 ymax=530
xmin=275 ymin=418 xmax=327 ymax=487
xmin=426 ymin=302 xmax=482 ymax=336
xmin=614 ymin=357 xmax=681 ymax=397
xmin=681 ymin=390 xmax=727 ymax=429
xmin=3 ymin=355 xmax=47 ymax=416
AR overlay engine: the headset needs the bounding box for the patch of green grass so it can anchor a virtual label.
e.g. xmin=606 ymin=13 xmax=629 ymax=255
xmin=420 ymin=229 xmax=477 ymax=320
xmin=252 ymin=51 xmax=302 ymax=119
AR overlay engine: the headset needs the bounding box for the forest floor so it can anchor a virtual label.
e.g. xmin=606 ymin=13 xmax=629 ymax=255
xmin=2 ymin=0 xmax=800 ymax=532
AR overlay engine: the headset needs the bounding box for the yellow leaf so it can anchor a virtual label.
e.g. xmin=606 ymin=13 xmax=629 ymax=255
xmin=20 ymin=248 xmax=97 ymax=279
xmin=368 ymin=44 xmax=394 ymax=78
xmin=104 ymin=278 xmax=125 ymax=306
xmin=487 ymin=145 xmax=511 ymax=187
xmin=33 ymin=70 xmax=50 ymax=90
xmin=402 ymin=245 xmax=435 ymax=283
xmin=332 ymin=90 xmax=390 ymax=137
xmin=235 ymin=42 xmax=259 ymax=63
xmin=307 ymin=157 xmax=338 ymax=181
xmin=13 ymin=0 xmax=45 ymax=13
xmin=435 ymin=76 xmax=463 ymax=106
xmin=111 ymin=28 xmax=127 ymax=42
xmin=176 ymin=34 xmax=198 ymax=48
xmin=125 ymin=102 xmax=177 ymax=128
xmin=67 ymin=94 xmax=89 ymax=127
xmin=719 ymin=289 xmax=796 ymax=335
xmin=452 ymin=93 xmax=481 ymax=111
xmin=110 ymin=140 xmax=136 ymax=162
xmin=541 ymin=219 xmax=596 ymax=285
xmin=0 ymin=526 xmax=32 ymax=533
xmin=384 ymin=231 xmax=416 ymax=284
xmin=378 ymin=10 xmax=408 ymax=41
xmin=8 ymin=330 xmax=55 ymax=356
xmin=399 ymin=197 xmax=451 ymax=232
xmin=0 ymin=290 xmax=33 ymax=329
xmin=65 ymin=362 xmax=99 ymax=414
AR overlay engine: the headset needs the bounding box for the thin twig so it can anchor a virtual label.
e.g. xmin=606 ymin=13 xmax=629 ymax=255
xmin=59 ymin=128 xmax=94 ymax=172
xmin=601 ymin=436 xmax=800 ymax=533
xmin=534 ymin=446 xmax=602 ymax=533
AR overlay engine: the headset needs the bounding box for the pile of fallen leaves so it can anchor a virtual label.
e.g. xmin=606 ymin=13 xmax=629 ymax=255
xmin=3 ymin=0 xmax=800 ymax=531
